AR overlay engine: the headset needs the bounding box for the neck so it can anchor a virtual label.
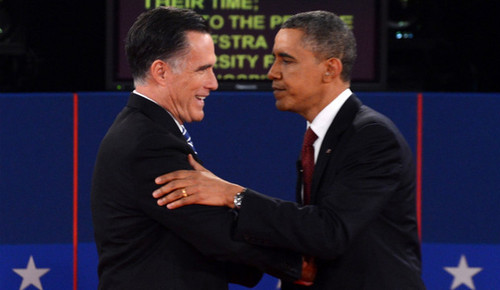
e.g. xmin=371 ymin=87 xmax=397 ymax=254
xmin=134 ymin=84 xmax=183 ymax=125
xmin=304 ymin=82 xmax=350 ymax=122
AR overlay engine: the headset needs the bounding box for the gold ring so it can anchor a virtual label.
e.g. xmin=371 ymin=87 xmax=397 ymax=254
xmin=182 ymin=188 xmax=188 ymax=198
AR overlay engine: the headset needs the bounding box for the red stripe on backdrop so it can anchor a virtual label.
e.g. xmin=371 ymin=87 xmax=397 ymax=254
xmin=416 ymin=93 xmax=423 ymax=240
xmin=73 ymin=93 xmax=79 ymax=290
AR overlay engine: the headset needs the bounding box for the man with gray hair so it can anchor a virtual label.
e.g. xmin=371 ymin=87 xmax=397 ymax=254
xmin=91 ymin=7 xmax=312 ymax=289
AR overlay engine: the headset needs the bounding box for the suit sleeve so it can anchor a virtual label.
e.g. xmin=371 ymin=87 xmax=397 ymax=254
xmin=131 ymin=132 xmax=302 ymax=283
xmin=233 ymin=123 xmax=409 ymax=259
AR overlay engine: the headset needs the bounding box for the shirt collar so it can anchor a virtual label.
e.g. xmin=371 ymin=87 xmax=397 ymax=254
xmin=308 ymin=88 xmax=352 ymax=139
xmin=308 ymin=88 xmax=352 ymax=161
xmin=133 ymin=90 xmax=184 ymax=133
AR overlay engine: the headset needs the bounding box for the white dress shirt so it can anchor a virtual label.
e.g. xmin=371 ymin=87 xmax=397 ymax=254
xmin=308 ymin=88 xmax=352 ymax=162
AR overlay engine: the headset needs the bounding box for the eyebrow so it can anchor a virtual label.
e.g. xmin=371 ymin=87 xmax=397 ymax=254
xmin=196 ymin=64 xmax=213 ymax=71
xmin=275 ymin=52 xmax=296 ymax=60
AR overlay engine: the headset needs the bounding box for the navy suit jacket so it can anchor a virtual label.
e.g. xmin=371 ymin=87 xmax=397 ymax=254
xmin=91 ymin=93 xmax=301 ymax=289
xmin=234 ymin=95 xmax=426 ymax=289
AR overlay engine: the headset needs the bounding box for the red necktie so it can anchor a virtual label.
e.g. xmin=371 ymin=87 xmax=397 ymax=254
xmin=301 ymin=128 xmax=317 ymax=205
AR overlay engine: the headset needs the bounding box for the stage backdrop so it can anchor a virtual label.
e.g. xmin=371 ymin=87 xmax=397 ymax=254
xmin=1 ymin=91 xmax=499 ymax=289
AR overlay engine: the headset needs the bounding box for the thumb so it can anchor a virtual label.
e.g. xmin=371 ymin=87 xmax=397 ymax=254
xmin=188 ymin=154 xmax=206 ymax=171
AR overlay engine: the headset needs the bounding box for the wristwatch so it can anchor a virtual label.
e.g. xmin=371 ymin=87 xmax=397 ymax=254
xmin=233 ymin=188 xmax=246 ymax=209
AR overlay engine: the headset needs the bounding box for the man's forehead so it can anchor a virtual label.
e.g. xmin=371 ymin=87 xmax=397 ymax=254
xmin=275 ymin=28 xmax=304 ymax=41
xmin=273 ymin=29 xmax=312 ymax=56
xmin=274 ymin=29 xmax=305 ymax=46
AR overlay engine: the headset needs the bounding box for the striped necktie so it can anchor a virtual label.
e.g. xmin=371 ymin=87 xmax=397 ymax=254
xmin=181 ymin=125 xmax=197 ymax=154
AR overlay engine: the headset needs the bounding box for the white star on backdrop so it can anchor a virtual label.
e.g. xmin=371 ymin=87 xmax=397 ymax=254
xmin=444 ymin=254 xmax=482 ymax=290
xmin=12 ymin=255 xmax=50 ymax=290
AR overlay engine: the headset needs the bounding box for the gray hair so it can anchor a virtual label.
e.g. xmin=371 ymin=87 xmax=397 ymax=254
xmin=126 ymin=7 xmax=210 ymax=84
xmin=282 ymin=10 xmax=357 ymax=82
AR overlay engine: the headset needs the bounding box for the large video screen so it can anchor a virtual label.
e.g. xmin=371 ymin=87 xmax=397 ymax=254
xmin=106 ymin=0 xmax=386 ymax=91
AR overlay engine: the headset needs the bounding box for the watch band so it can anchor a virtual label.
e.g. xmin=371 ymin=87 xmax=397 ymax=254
xmin=233 ymin=188 xmax=247 ymax=209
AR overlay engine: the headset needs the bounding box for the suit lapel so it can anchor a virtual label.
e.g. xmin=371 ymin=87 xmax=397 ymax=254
xmin=310 ymin=95 xmax=362 ymax=203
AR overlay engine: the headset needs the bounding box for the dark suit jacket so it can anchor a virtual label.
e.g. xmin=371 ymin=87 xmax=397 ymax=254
xmin=233 ymin=95 xmax=426 ymax=289
xmin=91 ymin=93 xmax=301 ymax=290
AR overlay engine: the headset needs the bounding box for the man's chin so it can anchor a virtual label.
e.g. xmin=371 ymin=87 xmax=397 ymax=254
xmin=182 ymin=113 xmax=205 ymax=123
xmin=192 ymin=113 xmax=205 ymax=122
xmin=275 ymin=100 xmax=289 ymax=112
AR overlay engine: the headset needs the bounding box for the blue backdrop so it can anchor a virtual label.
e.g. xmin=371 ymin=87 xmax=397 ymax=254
xmin=1 ymin=91 xmax=499 ymax=289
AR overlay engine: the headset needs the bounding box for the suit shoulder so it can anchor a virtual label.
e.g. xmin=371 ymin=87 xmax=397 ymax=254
xmin=354 ymin=105 xmax=399 ymax=133
xmin=99 ymin=107 xmax=181 ymax=155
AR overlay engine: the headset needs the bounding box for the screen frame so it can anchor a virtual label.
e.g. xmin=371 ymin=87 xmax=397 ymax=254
xmin=105 ymin=0 xmax=387 ymax=91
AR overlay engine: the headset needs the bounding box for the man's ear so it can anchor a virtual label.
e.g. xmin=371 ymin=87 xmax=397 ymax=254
xmin=150 ymin=59 xmax=170 ymax=85
xmin=323 ymin=57 xmax=343 ymax=81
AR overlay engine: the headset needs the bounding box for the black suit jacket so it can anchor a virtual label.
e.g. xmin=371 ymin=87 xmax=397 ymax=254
xmin=91 ymin=93 xmax=301 ymax=290
xmin=234 ymin=95 xmax=426 ymax=289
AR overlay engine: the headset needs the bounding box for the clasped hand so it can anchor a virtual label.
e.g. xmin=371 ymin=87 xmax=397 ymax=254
xmin=153 ymin=154 xmax=244 ymax=209
xmin=153 ymin=154 xmax=317 ymax=285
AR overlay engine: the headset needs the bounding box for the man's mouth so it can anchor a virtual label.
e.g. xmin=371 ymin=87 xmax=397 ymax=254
xmin=196 ymin=96 xmax=207 ymax=101
xmin=272 ymin=87 xmax=285 ymax=93
xmin=272 ymin=84 xmax=285 ymax=91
